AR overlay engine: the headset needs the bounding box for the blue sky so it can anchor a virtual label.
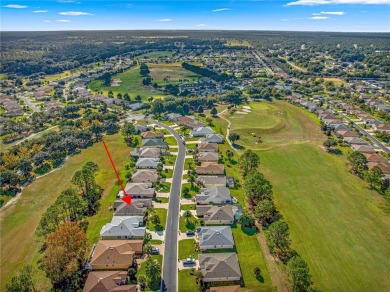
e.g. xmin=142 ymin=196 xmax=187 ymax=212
xmin=1 ymin=0 xmax=389 ymax=32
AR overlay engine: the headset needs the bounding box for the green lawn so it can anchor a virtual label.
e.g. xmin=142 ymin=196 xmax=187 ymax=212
xmin=224 ymin=100 xmax=390 ymax=291
xmin=180 ymin=204 xmax=196 ymax=211
xmin=154 ymin=197 xmax=169 ymax=203
xmin=148 ymin=62 xmax=199 ymax=86
xmin=156 ymin=182 xmax=171 ymax=193
xmin=137 ymin=254 xmax=163 ymax=291
xmin=179 ymin=239 xmax=199 ymax=259
xmin=181 ymin=183 xmax=199 ymax=199
xmin=88 ymin=66 xmax=167 ymax=101
xmin=0 ymin=133 xmax=129 ymax=291
xmin=232 ymin=225 xmax=273 ymax=291
xmin=147 ymin=208 xmax=167 ymax=231
xmin=179 ymin=215 xmax=199 ymax=233
xmin=160 ymin=168 xmax=173 ymax=178
xmin=184 ymin=158 xmax=195 ymax=170
xmin=178 ymin=269 xmax=199 ymax=292
xmin=164 ymin=136 xmax=178 ymax=146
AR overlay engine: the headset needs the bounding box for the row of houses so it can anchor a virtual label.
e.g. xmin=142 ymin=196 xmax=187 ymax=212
xmin=177 ymin=120 xmax=244 ymax=286
xmin=0 ymin=95 xmax=24 ymax=117
xmin=83 ymin=125 xmax=170 ymax=291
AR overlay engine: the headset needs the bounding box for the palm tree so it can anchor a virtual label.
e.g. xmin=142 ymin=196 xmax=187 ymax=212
xmin=183 ymin=210 xmax=192 ymax=224
xmin=137 ymin=275 xmax=147 ymax=291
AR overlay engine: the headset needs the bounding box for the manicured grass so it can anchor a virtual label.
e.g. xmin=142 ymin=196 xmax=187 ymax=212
xmin=88 ymin=66 xmax=167 ymax=101
xmin=181 ymin=183 xmax=199 ymax=199
xmin=147 ymin=208 xmax=167 ymax=231
xmin=232 ymin=225 xmax=273 ymax=291
xmin=160 ymin=168 xmax=173 ymax=178
xmin=137 ymin=254 xmax=163 ymax=291
xmin=186 ymin=143 xmax=197 ymax=150
xmin=164 ymin=136 xmax=178 ymax=146
xmin=154 ymin=197 xmax=169 ymax=203
xmin=179 ymin=215 xmax=200 ymax=233
xmin=179 ymin=239 xmax=199 ymax=259
xmin=0 ymin=133 xmax=129 ymax=291
xmin=163 ymin=154 xmax=176 ymax=166
xmin=150 ymin=239 xmax=163 ymax=245
xmin=139 ymin=50 xmax=173 ymax=59
xmin=226 ymin=100 xmax=390 ymax=291
xmin=156 ymin=182 xmax=171 ymax=193
xmin=184 ymin=158 xmax=195 ymax=170
xmin=148 ymin=62 xmax=199 ymax=86
xmin=178 ymin=269 xmax=199 ymax=292
xmin=180 ymin=204 xmax=196 ymax=211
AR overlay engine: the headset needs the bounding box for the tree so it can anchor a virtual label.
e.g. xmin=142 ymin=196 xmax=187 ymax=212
xmin=183 ymin=186 xmax=190 ymax=197
xmin=253 ymin=267 xmax=261 ymax=278
xmin=287 ymin=255 xmax=313 ymax=292
xmin=128 ymin=267 xmax=137 ymax=281
xmin=6 ymin=265 xmax=36 ymax=292
xmin=239 ymin=212 xmax=255 ymax=228
xmin=254 ymin=199 xmax=276 ymax=226
xmin=239 ymin=150 xmax=259 ymax=175
xmin=150 ymin=214 xmax=161 ymax=227
xmin=323 ymin=138 xmax=337 ymax=150
xmin=122 ymin=123 xmax=137 ymax=137
xmin=145 ymin=257 xmax=161 ymax=288
xmin=143 ymin=242 xmax=152 ymax=255
xmin=147 ymin=96 xmax=154 ymax=103
xmin=183 ymin=210 xmax=193 ymax=224
xmin=135 ymin=95 xmax=142 ymax=101
xmin=143 ymin=232 xmax=152 ymax=244
xmin=243 ymin=170 xmax=273 ymax=206
xmin=41 ymin=222 xmax=88 ymax=286
xmin=228 ymin=132 xmax=240 ymax=145
xmin=197 ymin=106 xmax=204 ymax=114
xmin=138 ymin=275 xmax=147 ymax=291
xmin=347 ymin=151 xmax=368 ymax=177
xmin=265 ymin=221 xmax=292 ymax=263
xmin=365 ymin=166 xmax=384 ymax=190
xmin=210 ymin=107 xmax=218 ymax=116
xmin=226 ymin=150 xmax=234 ymax=162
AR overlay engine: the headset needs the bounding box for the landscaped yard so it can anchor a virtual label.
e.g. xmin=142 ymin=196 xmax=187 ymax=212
xmin=164 ymin=136 xmax=178 ymax=146
xmin=178 ymin=269 xmax=198 ymax=292
xmin=178 ymin=239 xmax=199 ymax=259
xmin=156 ymin=182 xmax=171 ymax=193
xmin=181 ymin=183 xmax=199 ymax=199
xmin=160 ymin=168 xmax=173 ymax=178
xmin=147 ymin=208 xmax=167 ymax=231
xmin=179 ymin=215 xmax=199 ymax=233
xmin=180 ymin=204 xmax=196 ymax=211
xmin=0 ymin=133 xmax=129 ymax=291
xmin=137 ymin=254 xmax=163 ymax=291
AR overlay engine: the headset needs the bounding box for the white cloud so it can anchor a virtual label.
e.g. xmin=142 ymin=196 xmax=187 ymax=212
xmin=58 ymin=11 xmax=93 ymax=16
xmin=320 ymin=11 xmax=345 ymax=14
xmin=33 ymin=10 xmax=48 ymax=13
xmin=43 ymin=20 xmax=52 ymax=22
xmin=312 ymin=12 xmax=321 ymax=15
xmin=3 ymin=4 xmax=27 ymax=8
xmin=56 ymin=19 xmax=71 ymax=22
xmin=212 ymin=8 xmax=231 ymax=12
xmin=195 ymin=24 xmax=207 ymax=27
xmin=310 ymin=16 xmax=329 ymax=19
xmin=157 ymin=18 xmax=173 ymax=22
xmin=286 ymin=0 xmax=390 ymax=6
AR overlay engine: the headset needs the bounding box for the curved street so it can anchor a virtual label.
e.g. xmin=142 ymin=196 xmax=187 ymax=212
xmin=153 ymin=120 xmax=186 ymax=292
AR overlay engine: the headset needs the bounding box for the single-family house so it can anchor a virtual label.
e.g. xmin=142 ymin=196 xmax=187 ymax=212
xmin=364 ymin=153 xmax=389 ymax=164
xmin=196 ymin=205 xmax=235 ymax=225
xmin=197 ymin=152 xmax=219 ymax=163
xmin=196 ymin=162 xmax=225 ymax=175
xmin=190 ymin=127 xmax=215 ymax=137
xmin=100 ymin=218 xmax=146 ymax=240
xmin=335 ymin=130 xmax=359 ymax=139
xmin=200 ymin=134 xmax=224 ymax=144
xmin=197 ymin=175 xmax=227 ymax=187
xmin=125 ymin=182 xmax=155 ymax=198
xmin=135 ymin=124 xmax=150 ymax=133
xmin=373 ymin=124 xmax=390 ymax=133
xmin=196 ymin=186 xmax=231 ymax=205
xmin=331 ymin=124 xmax=350 ymax=131
xmin=351 ymin=144 xmax=376 ymax=153
xmin=368 ymin=161 xmax=390 ymax=174
xmin=199 ymin=253 xmax=242 ymax=282
xmin=89 ymin=240 xmax=143 ymax=270
xmin=344 ymin=137 xmax=369 ymax=145
xmin=131 ymin=170 xmax=158 ymax=183
xmin=83 ymin=271 xmax=137 ymax=292
xmin=197 ymin=143 xmax=218 ymax=152
xmin=142 ymin=139 xmax=167 ymax=149
xmin=140 ymin=131 xmax=164 ymax=139
xmin=197 ymin=226 xmax=234 ymax=250
xmin=136 ymin=158 xmax=161 ymax=169
xmin=114 ymin=199 xmax=153 ymax=216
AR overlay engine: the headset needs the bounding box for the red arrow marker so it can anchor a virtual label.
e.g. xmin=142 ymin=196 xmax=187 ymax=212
xmin=102 ymin=140 xmax=132 ymax=205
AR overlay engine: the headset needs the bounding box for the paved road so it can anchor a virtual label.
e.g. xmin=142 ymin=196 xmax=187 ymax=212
xmin=153 ymin=120 xmax=186 ymax=292
xmin=21 ymin=96 xmax=40 ymax=112
xmin=338 ymin=112 xmax=390 ymax=154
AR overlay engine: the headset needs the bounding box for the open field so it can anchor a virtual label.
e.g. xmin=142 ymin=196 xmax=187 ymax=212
xmin=224 ymin=100 xmax=390 ymax=291
xmin=88 ymin=66 xmax=167 ymax=101
xmin=148 ymin=62 xmax=199 ymax=85
xmin=0 ymin=133 xmax=129 ymax=290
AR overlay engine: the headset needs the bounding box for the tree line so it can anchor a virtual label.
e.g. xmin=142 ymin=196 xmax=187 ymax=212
xmin=182 ymin=62 xmax=233 ymax=82
xmin=239 ymin=150 xmax=315 ymax=292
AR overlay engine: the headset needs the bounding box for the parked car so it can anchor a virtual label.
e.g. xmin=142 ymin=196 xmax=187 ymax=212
xmin=186 ymin=230 xmax=195 ymax=236
xmin=183 ymin=257 xmax=196 ymax=265
xmin=151 ymin=247 xmax=160 ymax=254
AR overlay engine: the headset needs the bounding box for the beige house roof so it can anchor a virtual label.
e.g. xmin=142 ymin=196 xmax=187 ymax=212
xmin=90 ymin=240 xmax=143 ymax=268
xmin=197 ymin=143 xmax=218 ymax=152
xmin=83 ymin=271 xmax=137 ymax=292
xmin=198 ymin=152 xmax=219 ymax=162
xmin=196 ymin=162 xmax=224 ymax=175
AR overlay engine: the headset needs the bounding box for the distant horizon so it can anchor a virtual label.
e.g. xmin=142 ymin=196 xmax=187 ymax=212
xmin=1 ymin=0 xmax=389 ymax=33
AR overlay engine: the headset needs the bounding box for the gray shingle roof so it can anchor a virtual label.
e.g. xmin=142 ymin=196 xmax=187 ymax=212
xmin=199 ymin=253 xmax=242 ymax=280
xmin=196 ymin=186 xmax=231 ymax=204
xmin=198 ymin=226 xmax=234 ymax=248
